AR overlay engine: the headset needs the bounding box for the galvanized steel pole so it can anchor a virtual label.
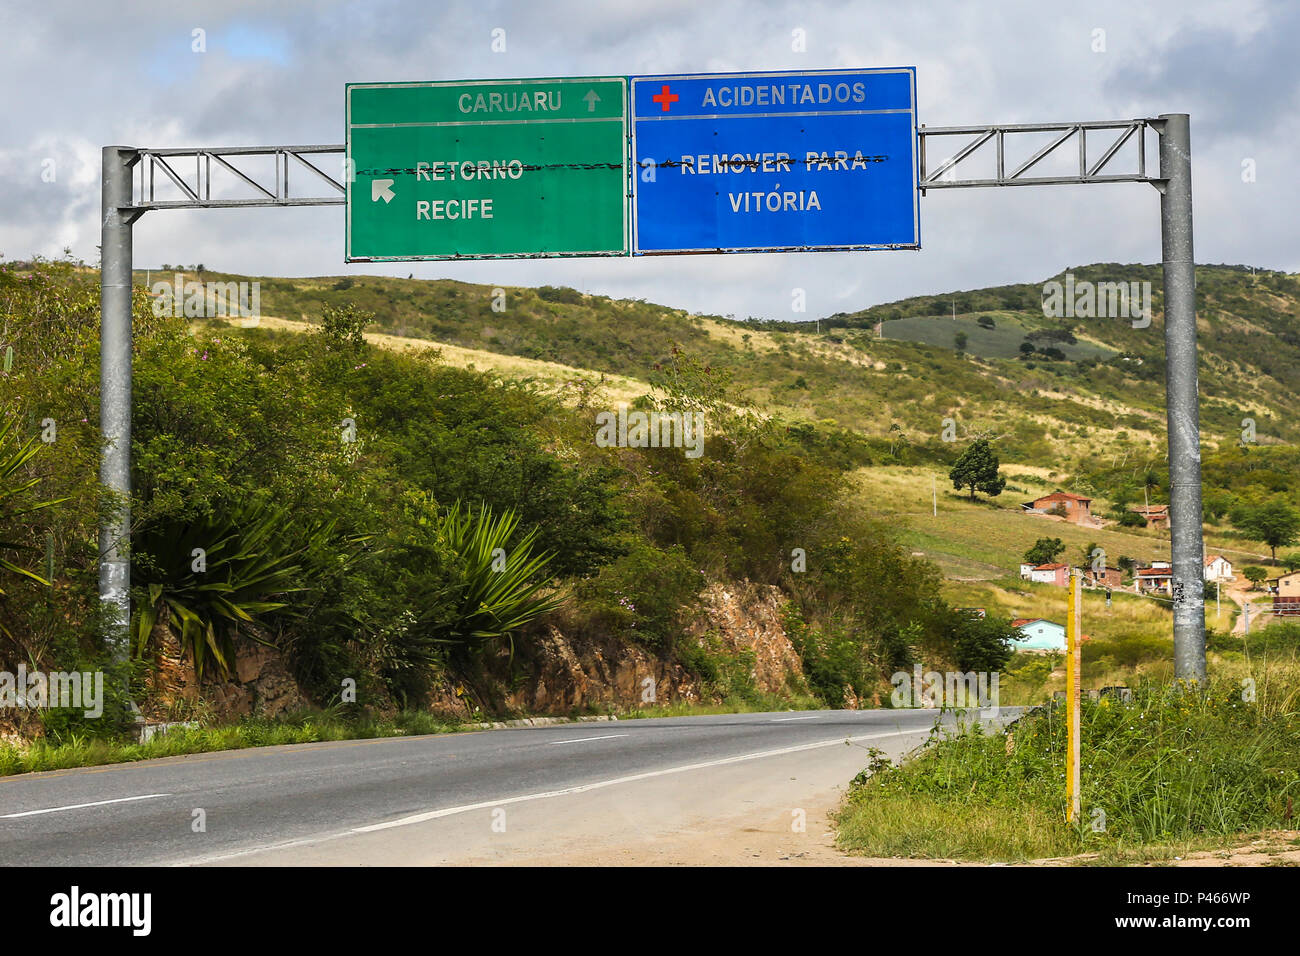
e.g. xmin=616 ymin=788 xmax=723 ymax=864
xmin=100 ymin=146 xmax=138 ymax=662
xmin=1157 ymin=114 xmax=1206 ymax=682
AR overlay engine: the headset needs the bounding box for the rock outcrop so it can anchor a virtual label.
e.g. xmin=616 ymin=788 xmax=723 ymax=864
xmin=126 ymin=577 xmax=809 ymax=729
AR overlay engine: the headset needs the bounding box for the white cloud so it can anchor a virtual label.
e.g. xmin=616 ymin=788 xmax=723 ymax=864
xmin=1 ymin=0 xmax=1296 ymax=316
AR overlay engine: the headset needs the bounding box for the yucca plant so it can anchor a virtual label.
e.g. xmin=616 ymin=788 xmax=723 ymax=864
xmin=425 ymin=501 xmax=561 ymax=650
xmin=130 ymin=498 xmax=319 ymax=680
xmin=0 ymin=416 xmax=66 ymax=631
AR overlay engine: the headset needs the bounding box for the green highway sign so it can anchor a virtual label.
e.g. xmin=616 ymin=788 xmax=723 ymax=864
xmin=346 ymin=77 xmax=629 ymax=261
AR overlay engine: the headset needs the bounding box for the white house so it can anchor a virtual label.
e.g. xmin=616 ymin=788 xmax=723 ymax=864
xmin=1028 ymin=563 xmax=1070 ymax=586
xmin=1011 ymin=618 xmax=1066 ymax=652
xmin=1203 ymin=554 xmax=1233 ymax=582
xmin=1019 ymin=563 xmax=1036 ymax=579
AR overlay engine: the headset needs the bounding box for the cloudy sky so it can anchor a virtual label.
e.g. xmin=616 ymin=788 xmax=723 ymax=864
xmin=2 ymin=0 xmax=1296 ymax=320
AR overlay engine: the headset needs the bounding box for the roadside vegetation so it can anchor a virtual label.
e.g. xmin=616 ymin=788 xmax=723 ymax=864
xmin=836 ymin=663 xmax=1300 ymax=863
xmin=1 ymin=258 xmax=1010 ymax=757
xmin=0 ymin=708 xmax=464 ymax=776
xmin=4 ymin=256 xmax=1298 ymax=781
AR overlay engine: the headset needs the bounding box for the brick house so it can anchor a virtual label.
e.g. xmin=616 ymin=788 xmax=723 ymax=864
xmin=1130 ymin=504 xmax=1169 ymax=529
xmin=1084 ymin=566 xmax=1123 ymax=588
xmin=1023 ymin=491 xmax=1100 ymax=527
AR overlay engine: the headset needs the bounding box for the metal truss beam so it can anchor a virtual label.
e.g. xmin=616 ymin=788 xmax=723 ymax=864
xmin=131 ymin=145 xmax=346 ymax=210
xmin=918 ymin=119 xmax=1161 ymax=190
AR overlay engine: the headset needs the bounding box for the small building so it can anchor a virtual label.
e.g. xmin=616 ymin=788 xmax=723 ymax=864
xmin=1130 ymin=505 xmax=1168 ymax=529
xmin=1084 ymin=566 xmax=1123 ymax=588
xmin=1022 ymin=491 xmax=1096 ymax=526
xmin=1203 ymin=554 xmax=1233 ymax=582
xmin=1135 ymin=564 xmax=1173 ymax=595
xmin=1271 ymin=570 xmax=1300 ymax=616
xmin=1011 ymin=618 xmax=1067 ymax=652
xmin=1027 ymin=563 xmax=1070 ymax=587
xmin=1018 ymin=562 xmax=1037 ymax=579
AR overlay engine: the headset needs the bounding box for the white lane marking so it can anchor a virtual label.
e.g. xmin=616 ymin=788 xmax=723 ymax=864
xmin=547 ymin=734 xmax=630 ymax=745
xmin=179 ymin=725 xmax=940 ymax=865
xmin=1 ymin=793 xmax=171 ymax=819
xmin=770 ymin=715 xmax=823 ymax=721
xmin=350 ymin=728 xmax=924 ymax=834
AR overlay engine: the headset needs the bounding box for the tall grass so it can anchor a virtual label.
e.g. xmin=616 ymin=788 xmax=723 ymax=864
xmin=836 ymin=665 xmax=1300 ymax=862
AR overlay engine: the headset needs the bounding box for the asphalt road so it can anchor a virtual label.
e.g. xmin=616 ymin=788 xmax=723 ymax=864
xmin=0 ymin=708 xmax=1014 ymax=866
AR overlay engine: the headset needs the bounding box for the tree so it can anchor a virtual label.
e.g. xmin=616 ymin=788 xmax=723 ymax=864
xmin=1242 ymin=566 xmax=1269 ymax=589
xmin=1282 ymin=551 xmax=1300 ymax=572
xmin=320 ymin=303 xmax=373 ymax=352
xmin=944 ymin=610 xmax=1017 ymax=672
xmin=1024 ymin=536 xmax=1066 ymax=565
xmin=1118 ymin=509 xmax=1147 ymax=528
xmin=949 ymin=438 xmax=1005 ymax=502
xmin=1018 ymin=341 xmax=1035 ymax=356
xmin=954 ymin=331 xmax=968 ymax=352
xmin=887 ymin=421 xmax=907 ymax=457
xmin=1233 ymin=500 xmax=1300 ymax=564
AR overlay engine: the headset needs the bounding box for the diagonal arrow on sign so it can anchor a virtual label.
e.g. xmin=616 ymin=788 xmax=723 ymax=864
xmin=372 ymin=179 xmax=395 ymax=203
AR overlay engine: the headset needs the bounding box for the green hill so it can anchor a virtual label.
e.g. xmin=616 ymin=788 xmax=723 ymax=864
xmin=151 ymin=261 xmax=1300 ymax=466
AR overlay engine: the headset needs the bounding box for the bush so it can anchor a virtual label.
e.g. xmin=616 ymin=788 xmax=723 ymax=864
xmin=571 ymin=540 xmax=703 ymax=650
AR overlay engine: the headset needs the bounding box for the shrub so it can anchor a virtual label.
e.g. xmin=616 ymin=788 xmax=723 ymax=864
xmin=1118 ymin=510 xmax=1147 ymax=528
xmin=571 ymin=540 xmax=703 ymax=650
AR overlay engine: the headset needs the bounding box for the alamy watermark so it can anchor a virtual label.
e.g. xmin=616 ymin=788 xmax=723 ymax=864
xmin=151 ymin=274 xmax=261 ymax=325
xmin=1041 ymin=272 xmax=1151 ymax=328
xmin=0 ymin=666 xmax=104 ymax=718
xmin=595 ymin=405 xmax=705 ymax=458
xmin=891 ymin=666 xmax=1000 ymax=716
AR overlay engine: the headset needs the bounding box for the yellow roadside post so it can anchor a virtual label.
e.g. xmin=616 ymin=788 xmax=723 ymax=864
xmin=1065 ymin=568 xmax=1082 ymax=823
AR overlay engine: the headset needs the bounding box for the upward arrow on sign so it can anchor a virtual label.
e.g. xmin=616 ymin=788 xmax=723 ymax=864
xmin=583 ymin=89 xmax=600 ymax=112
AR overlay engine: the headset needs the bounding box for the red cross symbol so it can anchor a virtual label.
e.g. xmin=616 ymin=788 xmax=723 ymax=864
xmin=651 ymin=84 xmax=679 ymax=112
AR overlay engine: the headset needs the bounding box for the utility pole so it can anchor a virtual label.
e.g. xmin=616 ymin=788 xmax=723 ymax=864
xmin=99 ymin=146 xmax=140 ymax=665
xmin=1158 ymin=114 xmax=1207 ymax=683
xmin=932 ymin=475 xmax=937 ymax=517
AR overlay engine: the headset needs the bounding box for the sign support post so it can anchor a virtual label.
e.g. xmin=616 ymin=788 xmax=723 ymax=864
xmin=919 ymin=114 xmax=1205 ymax=682
xmin=99 ymin=145 xmax=141 ymax=664
xmin=1157 ymin=113 xmax=1206 ymax=684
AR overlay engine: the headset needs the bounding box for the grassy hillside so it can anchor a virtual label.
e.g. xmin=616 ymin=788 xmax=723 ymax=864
xmin=143 ymin=263 xmax=1300 ymax=468
xmin=137 ymin=261 xmax=1300 ymax=558
xmin=122 ymin=259 xmax=1300 ymax=700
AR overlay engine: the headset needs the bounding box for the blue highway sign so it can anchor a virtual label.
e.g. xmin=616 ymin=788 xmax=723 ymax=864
xmin=630 ymin=68 xmax=919 ymax=254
